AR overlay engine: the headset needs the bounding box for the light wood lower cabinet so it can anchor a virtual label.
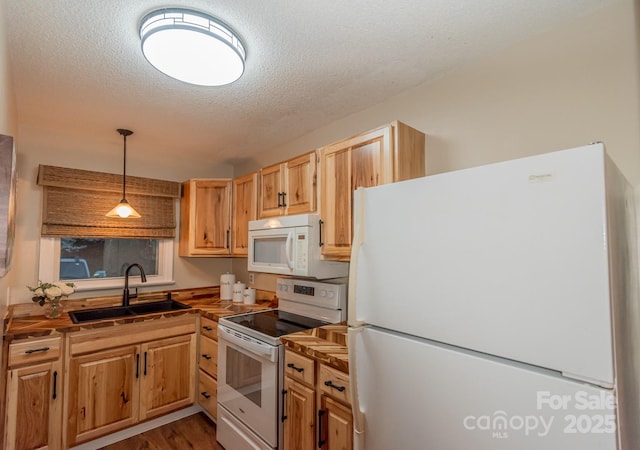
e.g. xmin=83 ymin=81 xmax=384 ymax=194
xmin=4 ymin=335 xmax=63 ymax=450
xmin=67 ymin=345 xmax=139 ymax=445
xmin=319 ymin=396 xmax=353 ymax=450
xmin=283 ymin=350 xmax=353 ymax=450
xmin=197 ymin=316 xmax=219 ymax=420
xmin=64 ymin=315 xmax=197 ymax=447
xmin=139 ymin=334 xmax=196 ymax=421
xmin=283 ymin=377 xmax=315 ymax=450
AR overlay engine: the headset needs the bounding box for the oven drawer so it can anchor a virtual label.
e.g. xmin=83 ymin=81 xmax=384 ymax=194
xmin=200 ymin=317 xmax=218 ymax=341
xmin=198 ymin=369 xmax=217 ymax=420
xmin=284 ymin=350 xmax=315 ymax=387
xmin=199 ymin=335 xmax=218 ymax=377
xmin=318 ymin=363 xmax=351 ymax=405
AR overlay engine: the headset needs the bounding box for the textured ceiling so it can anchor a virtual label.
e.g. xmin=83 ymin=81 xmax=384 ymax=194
xmin=5 ymin=0 xmax=613 ymax=168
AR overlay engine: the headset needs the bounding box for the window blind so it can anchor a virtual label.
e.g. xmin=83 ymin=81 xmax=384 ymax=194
xmin=37 ymin=165 xmax=181 ymax=239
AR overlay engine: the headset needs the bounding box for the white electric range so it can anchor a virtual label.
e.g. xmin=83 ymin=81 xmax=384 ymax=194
xmin=217 ymin=277 xmax=347 ymax=450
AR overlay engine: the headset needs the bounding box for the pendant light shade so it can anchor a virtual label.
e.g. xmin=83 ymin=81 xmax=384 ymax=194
xmin=139 ymin=8 xmax=246 ymax=86
xmin=106 ymin=129 xmax=141 ymax=219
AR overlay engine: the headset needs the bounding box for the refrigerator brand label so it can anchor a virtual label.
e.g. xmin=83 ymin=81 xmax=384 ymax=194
xmin=528 ymin=173 xmax=554 ymax=183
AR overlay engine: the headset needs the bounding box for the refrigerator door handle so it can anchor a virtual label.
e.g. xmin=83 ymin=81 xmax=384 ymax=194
xmin=348 ymin=188 xmax=366 ymax=327
xmin=348 ymin=326 xmax=366 ymax=450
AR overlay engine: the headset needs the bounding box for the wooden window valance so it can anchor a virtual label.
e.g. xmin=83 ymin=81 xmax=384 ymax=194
xmin=37 ymin=165 xmax=181 ymax=239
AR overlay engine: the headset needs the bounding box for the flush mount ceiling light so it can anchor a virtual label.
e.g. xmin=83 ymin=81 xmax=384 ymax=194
xmin=139 ymin=8 xmax=246 ymax=86
xmin=106 ymin=129 xmax=141 ymax=219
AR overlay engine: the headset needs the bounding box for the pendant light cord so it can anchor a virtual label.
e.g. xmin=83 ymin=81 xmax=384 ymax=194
xmin=117 ymin=129 xmax=133 ymax=201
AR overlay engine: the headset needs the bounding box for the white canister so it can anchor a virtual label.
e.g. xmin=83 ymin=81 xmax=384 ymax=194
xmin=220 ymin=273 xmax=236 ymax=300
xmin=232 ymin=282 xmax=246 ymax=303
xmin=243 ymin=288 xmax=256 ymax=305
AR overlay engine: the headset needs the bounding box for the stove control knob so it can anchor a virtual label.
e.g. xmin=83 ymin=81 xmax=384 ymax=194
xmin=282 ymin=285 xmax=288 ymax=292
xmin=328 ymin=291 xmax=335 ymax=299
xmin=319 ymin=290 xmax=327 ymax=297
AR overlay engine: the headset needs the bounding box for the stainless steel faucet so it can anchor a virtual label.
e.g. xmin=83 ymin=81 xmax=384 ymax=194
xmin=123 ymin=263 xmax=147 ymax=306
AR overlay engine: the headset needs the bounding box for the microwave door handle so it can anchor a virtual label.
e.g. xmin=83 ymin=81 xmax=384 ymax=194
xmin=285 ymin=230 xmax=295 ymax=270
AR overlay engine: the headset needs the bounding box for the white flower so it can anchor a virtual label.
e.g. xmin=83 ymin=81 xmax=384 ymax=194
xmin=54 ymin=282 xmax=75 ymax=296
xmin=44 ymin=286 xmax=62 ymax=299
xmin=34 ymin=287 xmax=44 ymax=297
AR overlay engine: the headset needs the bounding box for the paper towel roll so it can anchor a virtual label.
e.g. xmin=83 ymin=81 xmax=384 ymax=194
xmin=243 ymin=288 xmax=256 ymax=305
xmin=220 ymin=273 xmax=235 ymax=300
xmin=233 ymin=282 xmax=246 ymax=303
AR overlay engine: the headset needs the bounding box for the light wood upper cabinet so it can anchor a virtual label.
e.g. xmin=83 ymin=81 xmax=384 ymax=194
xmin=232 ymin=172 xmax=258 ymax=256
xmin=259 ymin=152 xmax=317 ymax=218
xmin=180 ymin=179 xmax=232 ymax=256
xmin=4 ymin=336 xmax=63 ymax=450
xmin=319 ymin=121 xmax=425 ymax=260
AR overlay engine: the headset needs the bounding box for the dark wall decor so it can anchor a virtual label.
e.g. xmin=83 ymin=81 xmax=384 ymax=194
xmin=0 ymin=134 xmax=16 ymax=278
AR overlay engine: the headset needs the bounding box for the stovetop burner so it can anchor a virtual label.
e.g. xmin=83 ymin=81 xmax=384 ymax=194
xmin=221 ymin=309 xmax=328 ymax=344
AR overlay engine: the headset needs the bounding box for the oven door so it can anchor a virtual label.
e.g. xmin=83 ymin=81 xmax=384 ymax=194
xmin=217 ymin=324 xmax=281 ymax=448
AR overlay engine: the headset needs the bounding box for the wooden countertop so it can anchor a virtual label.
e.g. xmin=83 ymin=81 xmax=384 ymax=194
xmin=280 ymin=323 xmax=349 ymax=373
xmin=4 ymin=286 xmax=276 ymax=340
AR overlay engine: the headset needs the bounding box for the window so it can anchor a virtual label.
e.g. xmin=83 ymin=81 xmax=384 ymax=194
xmin=39 ymin=237 xmax=174 ymax=291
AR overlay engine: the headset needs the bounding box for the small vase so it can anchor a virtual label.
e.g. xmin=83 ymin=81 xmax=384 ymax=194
xmin=45 ymin=297 xmax=64 ymax=319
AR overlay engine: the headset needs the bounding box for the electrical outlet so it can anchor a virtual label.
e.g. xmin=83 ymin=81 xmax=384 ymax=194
xmin=248 ymin=272 xmax=255 ymax=285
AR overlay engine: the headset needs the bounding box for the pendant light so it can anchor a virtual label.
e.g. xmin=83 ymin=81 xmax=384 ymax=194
xmin=106 ymin=129 xmax=141 ymax=219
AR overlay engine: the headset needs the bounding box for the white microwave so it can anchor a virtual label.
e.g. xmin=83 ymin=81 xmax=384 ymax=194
xmin=248 ymin=214 xmax=349 ymax=279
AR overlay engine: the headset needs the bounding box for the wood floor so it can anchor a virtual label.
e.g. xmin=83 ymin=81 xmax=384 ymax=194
xmin=100 ymin=413 xmax=223 ymax=450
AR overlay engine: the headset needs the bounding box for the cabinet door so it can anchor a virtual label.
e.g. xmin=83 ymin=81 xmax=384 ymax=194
xmin=67 ymin=346 xmax=139 ymax=446
xmin=139 ymin=334 xmax=196 ymax=421
xmin=320 ymin=126 xmax=391 ymax=260
xmin=258 ymin=163 xmax=284 ymax=218
xmin=283 ymin=377 xmax=315 ymax=450
xmin=232 ymin=172 xmax=258 ymax=255
xmin=319 ymin=395 xmax=353 ymax=450
xmin=284 ymin=152 xmax=317 ymax=216
xmin=180 ymin=179 xmax=232 ymax=256
xmin=5 ymin=361 xmax=61 ymax=450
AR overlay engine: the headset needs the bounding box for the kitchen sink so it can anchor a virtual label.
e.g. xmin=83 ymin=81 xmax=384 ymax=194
xmin=128 ymin=300 xmax=192 ymax=314
xmin=68 ymin=300 xmax=192 ymax=324
xmin=69 ymin=306 xmax=137 ymax=323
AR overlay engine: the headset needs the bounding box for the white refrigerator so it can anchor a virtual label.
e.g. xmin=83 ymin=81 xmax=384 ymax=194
xmin=347 ymin=143 xmax=640 ymax=449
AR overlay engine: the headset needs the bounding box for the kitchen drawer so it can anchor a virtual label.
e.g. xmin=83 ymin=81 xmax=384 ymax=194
xmin=199 ymin=369 xmax=218 ymax=420
xmin=200 ymin=316 xmax=218 ymax=341
xmin=8 ymin=336 xmax=62 ymax=367
xmin=199 ymin=334 xmax=218 ymax=377
xmin=318 ymin=363 xmax=351 ymax=405
xmin=284 ymin=350 xmax=315 ymax=387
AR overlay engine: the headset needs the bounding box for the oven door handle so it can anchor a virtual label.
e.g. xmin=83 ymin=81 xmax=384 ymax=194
xmin=218 ymin=325 xmax=278 ymax=362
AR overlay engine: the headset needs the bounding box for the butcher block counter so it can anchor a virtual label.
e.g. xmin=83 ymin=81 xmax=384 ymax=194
xmin=3 ymin=286 xmax=276 ymax=339
xmin=280 ymin=322 xmax=349 ymax=372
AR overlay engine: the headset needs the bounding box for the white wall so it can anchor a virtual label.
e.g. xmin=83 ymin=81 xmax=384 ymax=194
xmin=236 ymin=0 xmax=640 ymax=186
xmin=4 ymin=0 xmax=640 ymax=302
xmin=233 ymin=0 xmax=640 ymax=292
xmin=0 ymin=0 xmax=19 ymax=308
